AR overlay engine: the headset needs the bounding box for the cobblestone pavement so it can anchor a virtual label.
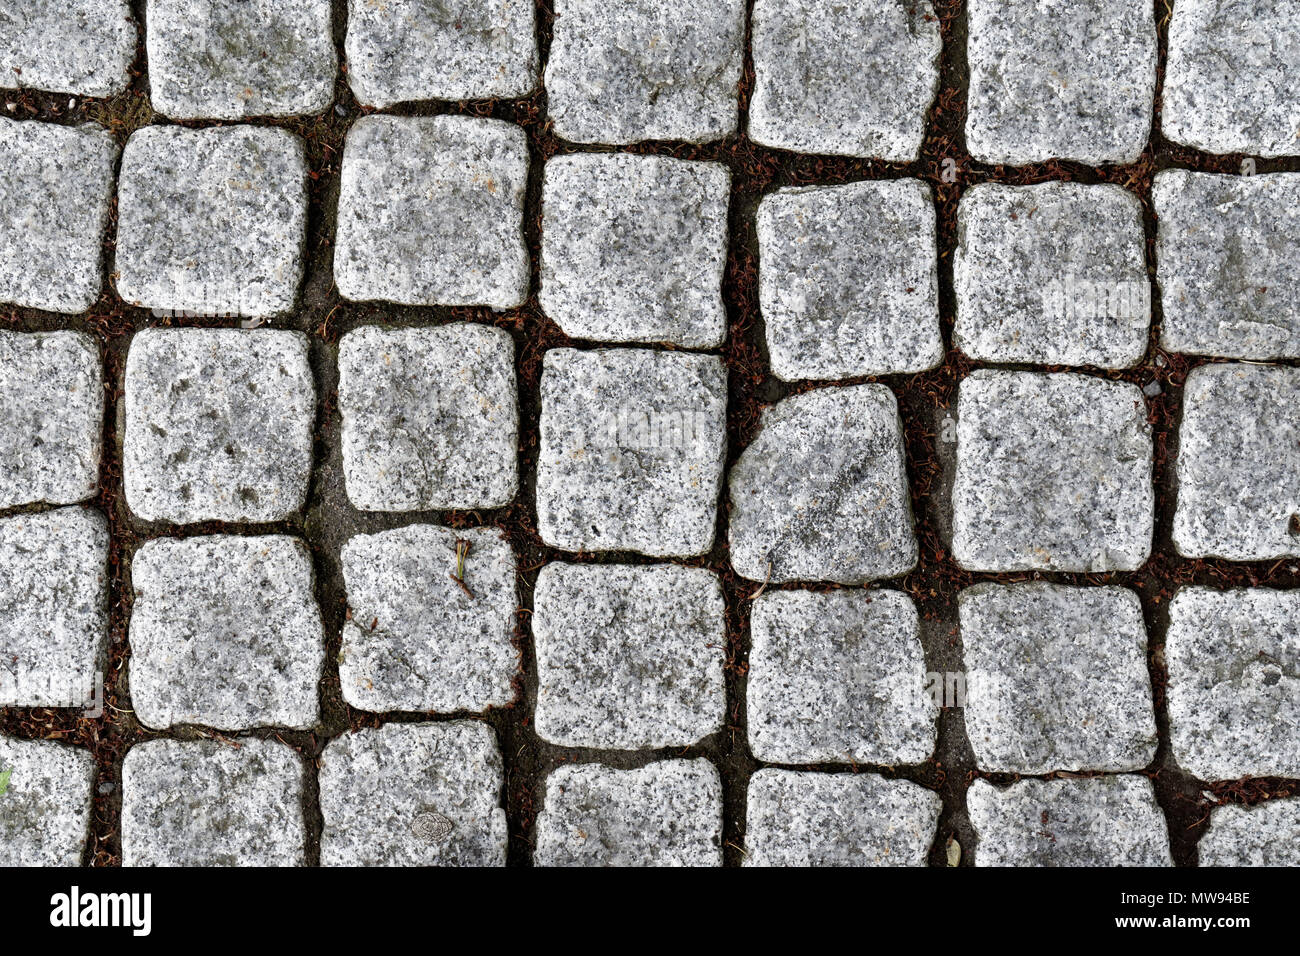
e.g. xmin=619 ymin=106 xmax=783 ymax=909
xmin=1 ymin=0 xmax=1298 ymax=868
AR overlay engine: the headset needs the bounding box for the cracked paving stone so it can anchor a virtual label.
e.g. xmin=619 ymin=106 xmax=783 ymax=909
xmin=1166 ymin=587 xmax=1300 ymax=781
xmin=335 ymin=115 xmax=529 ymax=310
xmin=0 ymin=331 xmax=102 ymax=510
xmin=338 ymin=524 xmax=518 ymax=714
xmin=534 ymin=760 xmax=723 ymax=867
xmin=0 ymin=0 xmax=135 ymax=98
xmin=959 ymin=583 xmax=1157 ymax=775
xmin=536 ymin=348 xmax=727 ymax=558
xmin=952 ymin=370 xmax=1154 ymax=573
xmin=345 ymin=0 xmax=538 ymax=107
xmin=954 ymin=182 xmax=1150 ymax=368
xmin=1163 ymin=0 xmax=1300 ymax=158
xmin=965 ymin=0 xmax=1157 ymax=165
xmin=729 ymin=384 xmax=917 ymax=583
xmin=744 ymin=769 xmax=941 ymax=867
xmin=114 ymin=124 xmax=308 ymax=318
xmin=146 ymin=0 xmax=336 ymax=120
xmin=544 ymin=0 xmax=745 ymax=145
xmin=532 ymin=562 xmax=726 ymax=749
xmin=968 ymin=776 xmax=1172 ymax=867
xmin=1155 ymin=171 xmax=1300 ymax=360
xmin=121 ymin=737 xmax=306 ymax=867
xmin=540 ymin=153 xmax=730 ymax=349
xmin=123 ymin=329 xmax=314 ymax=525
xmin=747 ymin=589 xmax=935 ymax=765
xmin=1199 ymin=799 xmax=1300 ymax=867
xmin=128 ymin=535 xmax=325 ymax=731
xmin=320 ymin=721 xmax=508 ymax=867
xmin=749 ymin=0 xmax=940 ymax=161
xmin=0 ymin=507 xmax=108 ymax=709
xmin=1173 ymin=364 xmax=1300 ymax=561
xmin=0 ymin=736 xmax=95 ymax=866
xmin=0 ymin=117 xmax=117 ymax=314
xmin=758 ymin=179 xmax=943 ymax=381
xmin=339 ymin=323 xmax=519 ymax=512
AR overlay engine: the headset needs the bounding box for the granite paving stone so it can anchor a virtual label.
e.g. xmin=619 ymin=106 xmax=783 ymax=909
xmin=0 ymin=736 xmax=96 ymax=867
xmin=1198 ymin=799 xmax=1300 ymax=867
xmin=0 ymin=0 xmax=135 ymax=98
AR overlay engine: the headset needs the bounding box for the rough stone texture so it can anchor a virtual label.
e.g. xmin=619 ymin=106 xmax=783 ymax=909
xmin=0 ymin=0 xmax=135 ymax=97
xmin=123 ymin=328 xmax=314 ymax=524
xmin=959 ymin=583 xmax=1157 ymax=774
xmin=0 ymin=331 xmax=102 ymax=509
xmin=536 ymin=348 xmax=727 ymax=557
xmin=968 ymin=776 xmax=1172 ymax=867
xmin=729 ymin=385 xmax=917 ymax=583
xmin=1166 ymin=587 xmax=1300 ymax=781
xmin=540 ymin=154 xmax=729 ymax=348
xmin=744 ymin=770 xmax=941 ymax=867
xmin=0 ymin=736 xmax=95 ymax=866
xmin=1199 ymin=800 xmax=1300 ymax=867
xmin=345 ymin=0 xmax=538 ymax=107
xmin=952 ymin=371 xmax=1154 ymax=573
xmin=954 ymin=182 xmax=1150 ymax=367
xmin=1173 ymin=364 xmax=1300 ymax=561
xmin=748 ymin=589 xmax=935 ymax=765
xmin=532 ymin=563 xmax=726 ymax=749
xmin=965 ymin=0 xmax=1157 ymax=165
xmin=1154 ymin=171 xmax=1300 ymax=360
xmin=544 ymin=0 xmax=745 ymax=145
xmin=758 ymin=180 xmax=943 ymax=380
xmin=749 ymin=0 xmax=940 ymax=161
xmin=335 ymin=115 xmax=529 ymax=310
xmin=1163 ymin=0 xmax=1300 ymax=158
xmin=534 ymin=760 xmax=723 ymax=867
xmin=319 ymin=721 xmax=508 ymax=867
xmin=114 ymin=125 xmax=308 ymax=318
xmin=0 ymin=507 xmax=108 ymax=709
xmin=338 ymin=525 xmax=518 ymax=714
xmin=128 ymin=535 xmax=325 ymax=731
xmin=147 ymin=0 xmax=336 ymax=120
xmin=338 ymin=324 xmax=519 ymax=512
xmin=0 ymin=118 xmax=117 ymax=314
xmin=121 ymin=738 xmax=305 ymax=867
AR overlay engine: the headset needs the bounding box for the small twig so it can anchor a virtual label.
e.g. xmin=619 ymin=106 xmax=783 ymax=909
xmin=449 ymin=539 xmax=474 ymax=599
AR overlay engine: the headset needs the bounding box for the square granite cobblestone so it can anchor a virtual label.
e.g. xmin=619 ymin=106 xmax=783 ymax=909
xmin=532 ymin=563 xmax=726 ymax=749
xmin=0 ymin=736 xmax=95 ymax=867
xmin=0 ymin=0 xmax=135 ymax=98
xmin=1199 ymin=799 xmax=1300 ymax=867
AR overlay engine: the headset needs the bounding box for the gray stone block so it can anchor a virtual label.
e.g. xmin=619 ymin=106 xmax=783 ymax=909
xmin=0 ymin=118 xmax=116 ymax=314
xmin=344 ymin=0 xmax=538 ymax=107
xmin=959 ymin=583 xmax=1157 ymax=774
xmin=115 ymin=125 xmax=308 ymax=318
xmin=0 ymin=507 xmax=108 ymax=709
xmin=1166 ymin=587 xmax=1300 ymax=781
xmin=533 ymin=562 xmax=726 ymax=749
xmin=952 ymin=370 xmax=1153 ymax=572
xmin=0 ymin=0 xmax=135 ymax=98
xmin=1173 ymin=364 xmax=1300 ymax=561
xmin=1199 ymin=799 xmax=1300 ymax=867
xmin=966 ymin=0 xmax=1157 ymax=165
xmin=123 ymin=329 xmax=314 ymax=525
xmin=749 ymin=0 xmax=940 ymax=161
xmin=536 ymin=348 xmax=727 ymax=557
xmin=338 ymin=323 xmax=519 ymax=512
xmin=954 ymin=182 xmax=1150 ymax=368
xmin=758 ymin=180 xmax=943 ymax=380
xmin=339 ymin=524 xmax=518 ymax=714
xmin=544 ymin=0 xmax=745 ymax=145
xmin=1155 ymin=171 xmax=1300 ymax=360
xmin=540 ymin=154 xmax=729 ymax=348
xmin=0 ymin=331 xmax=102 ymax=509
xmin=121 ymin=737 xmax=306 ymax=866
xmin=729 ymin=385 xmax=917 ymax=583
xmin=535 ymin=760 xmax=723 ymax=867
xmin=128 ymin=535 xmax=325 ymax=731
xmin=320 ymin=721 xmax=508 ymax=867
xmin=748 ymin=589 xmax=935 ymax=765
xmin=968 ymin=776 xmax=1172 ymax=867
xmin=334 ymin=115 xmax=529 ymax=310
xmin=0 ymin=736 xmax=95 ymax=866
